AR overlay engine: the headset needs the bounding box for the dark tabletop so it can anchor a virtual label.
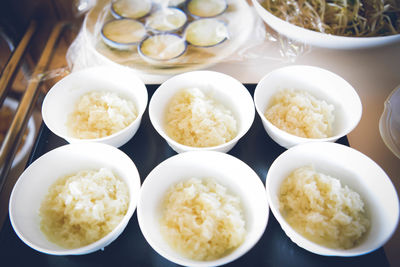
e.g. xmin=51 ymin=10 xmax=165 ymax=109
xmin=0 ymin=84 xmax=390 ymax=267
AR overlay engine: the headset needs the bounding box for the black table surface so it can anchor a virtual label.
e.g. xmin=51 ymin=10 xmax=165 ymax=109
xmin=0 ymin=84 xmax=390 ymax=267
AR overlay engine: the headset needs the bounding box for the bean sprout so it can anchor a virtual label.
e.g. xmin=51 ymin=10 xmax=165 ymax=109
xmin=261 ymin=0 xmax=400 ymax=36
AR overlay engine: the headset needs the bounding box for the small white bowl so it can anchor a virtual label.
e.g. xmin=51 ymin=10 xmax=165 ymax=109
xmin=184 ymin=18 xmax=229 ymax=47
xmin=138 ymin=33 xmax=187 ymax=64
xmin=42 ymin=65 xmax=148 ymax=148
xmin=101 ymin=19 xmax=147 ymax=50
xmin=1 ymin=97 xmax=36 ymax=168
xmin=137 ymin=151 xmax=269 ymax=266
xmin=186 ymin=0 xmax=228 ymax=18
xmin=266 ymin=142 xmax=399 ymax=257
xmin=252 ymin=0 xmax=400 ymax=49
xmin=9 ymin=142 xmax=141 ymax=255
xmin=254 ymin=65 xmax=362 ymax=149
xmin=145 ymin=7 xmax=187 ymax=33
xmin=111 ymin=0 xmax=152 ymax=20
xmin=148 ymin=70 xmax=255 ymax=153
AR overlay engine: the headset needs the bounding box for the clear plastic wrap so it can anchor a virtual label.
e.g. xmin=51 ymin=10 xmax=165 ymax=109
xmin=66 ymin=0 xmax=309 ymax=77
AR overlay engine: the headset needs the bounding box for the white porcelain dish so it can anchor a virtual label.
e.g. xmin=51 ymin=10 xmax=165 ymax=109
xmin=82 ymin=0 xmax=255 ymax=75
xmin=252 ymin=0 xmax=400 ymax=49
xmin=266 ymin=142 xmax=399 ymax=256
xmin=254 ymin=65 xmax=362 ymax=149
xmin=42 ymin=65 xmax=148 ymax=148
xmin=9 ymin=142 xmax=141 ymax=255
xmin=137 ymin=151 xmax=269 ymax=266
xmin=149 ymin=70 xmax=255 ymax=153
xmin=1 ymin=97 xmax=36 ymax=168
xmin=379 ymin=84 xmax=400 ymax=159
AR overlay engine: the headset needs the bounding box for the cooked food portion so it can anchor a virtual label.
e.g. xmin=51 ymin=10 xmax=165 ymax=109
xmin=139 ymin=34 xmax=187 ymax=61
xmin=102 ymin=19 xmax=146 ymax=45
xmin=279 ymin=165 xmax=370 ymax=249
xmin=112 ymin=0 xmax=152 ymax=19
xmin=165 ymin=87 xmax=237 ymax=147
xmin=187 ymin=0 xmax=228 ymax=18
xmin=67 ymin=91 xmax=137 ymax=139
xmin=161 ymin=177 xmax=246 ymax=260
xmin=146 ymin=7 xmax=187 ymax=32
xmin=185 ymin=18 xmax=229 ymax=47
xmin=261 ymin=0 xmax=400 ymax=37
xmin=265 ymin=89 xmax=334 ymax=138
xmin=40 ymin=168 xmax=129 ymax=249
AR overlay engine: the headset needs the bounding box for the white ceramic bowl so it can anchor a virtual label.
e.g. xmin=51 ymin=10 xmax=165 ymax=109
xmin=137 ymin=151 xmax=269 ymax=266
xmin=9 ymin=142 xmax=141 ymax=255
xmin=111 ymin=0 xmax=152 ymax=20
xmin=186 ymin=0 xmax=228 ymax=18
xmin=254 ymin=65 xmax=362 ymax=149
xmin=184 ymin=18 xmax=229 ymax=47
xmin=42 ymin=65 xmax=148 ymax=148
xmin=145 ymin=7 xmax=187 ymax=33
xmin=266 ymin=142 xmax=399 ymax=256
xmin=101 ymin=19 xmax=147 ymax=50
xmin=149 ymin=70 xmax=255 ymax=153
xmin=252 ymin=0 xmax=400 ymax=49
xmin=1 ymin=97 xmax=36 ymax=168
xmin=138 ymin=33 xmax=188 ymax=64
xmin=379 ymin=84 xmax=400 ymax=159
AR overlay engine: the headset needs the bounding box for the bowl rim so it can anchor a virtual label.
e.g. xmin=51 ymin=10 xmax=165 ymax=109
xmin=137 ymin=150 xmax=269 ymax=266
xmin=265 ymin=141 xmax=400 ymax=257
xmin=253 ymin=64 xmax=362 ymax=145
xmin=148 ymin=70 xmax=255 ymax=152
xmin=251 ymin=0 xmax=400 ymax=49
xmin=41 ymin=65 xmax=148 ymax=146
xmin=8 ymin=142 xmax=141 ymax=255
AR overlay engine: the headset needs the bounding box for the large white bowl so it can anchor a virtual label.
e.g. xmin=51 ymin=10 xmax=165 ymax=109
xmin=9 ymin=142 xmax=141 ymax=255
xmin=149 ymin=70 xmax=255 ymax=153
xmin=137 ymin=151 xmax=269 ymax=266
xmin=252 ymin=0 xmax=400 ymax=49
xmin=42 ymin=65 xmax=148 ymax=148
xmin=266 ymin=142 xmax=399 ymax=256
xmin=254 ymin=65 xmax=362 ymax=149
xmin=1 ymin=97 xmax=36 ymax=168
